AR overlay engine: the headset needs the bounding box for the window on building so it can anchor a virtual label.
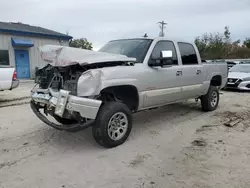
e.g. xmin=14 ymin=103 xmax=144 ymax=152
xmin=0 ymin=50 xmax=10 ymax=65
xmin=150 ymin=41 xmax=178 ymax=65
xmin=178 ymin=42 xmax=198 ymax=65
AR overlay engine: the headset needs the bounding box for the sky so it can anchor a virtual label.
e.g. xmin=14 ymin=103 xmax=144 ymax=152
xmin=1 ymin=0 xmax=250 ymax=50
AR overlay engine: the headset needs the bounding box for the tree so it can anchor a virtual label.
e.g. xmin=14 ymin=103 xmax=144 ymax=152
xmin=195 ymin=32 xmax=225 ymax=59
xmin=69 ymin=38 xmax=93 ymax=50
xmin=195 ymin=26 xmax=250 ymax=59
xmin=223 ymin=26 xmax=231 ymax=44
xmin=243 ymin=38 xmax=250 ymax=48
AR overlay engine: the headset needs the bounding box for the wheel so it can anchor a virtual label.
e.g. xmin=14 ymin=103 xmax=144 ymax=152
xmin=201 ymin=86 xmax=219 ymax=111
xmin=92 ymin=102 xmax=132 ymax=148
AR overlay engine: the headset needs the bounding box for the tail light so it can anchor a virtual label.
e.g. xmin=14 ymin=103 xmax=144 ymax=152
xmin=12 ymin=70 xmax=17 ymax=80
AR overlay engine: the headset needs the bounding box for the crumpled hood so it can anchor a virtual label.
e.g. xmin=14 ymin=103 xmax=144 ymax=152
xmin=39 ymin=45 xmax=136 ymax=67
xmin=228 ymin=72 xmax=250 ymax=79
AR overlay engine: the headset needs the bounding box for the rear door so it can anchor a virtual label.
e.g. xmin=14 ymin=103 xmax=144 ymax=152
xmin=177 ymin=42 xmax=204 ymax=98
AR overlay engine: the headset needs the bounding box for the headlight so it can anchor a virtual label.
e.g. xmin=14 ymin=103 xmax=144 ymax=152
xmin=77 ymin=70 xmax=103 ymax=96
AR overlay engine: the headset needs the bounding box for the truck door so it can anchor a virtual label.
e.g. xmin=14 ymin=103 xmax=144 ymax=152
xmin=142 ymin=40 xmax=183 ymax=108
xmin=177 ymin=42 xmax=204 ymax=99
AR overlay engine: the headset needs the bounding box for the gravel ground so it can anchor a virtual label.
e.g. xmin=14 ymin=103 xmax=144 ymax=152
xmin=0 ymin=91 xmax=250 ymax=188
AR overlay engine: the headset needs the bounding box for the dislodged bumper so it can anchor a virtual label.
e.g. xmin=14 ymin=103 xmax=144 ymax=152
xmin=31 ymin=88 xmax=102 ymax=120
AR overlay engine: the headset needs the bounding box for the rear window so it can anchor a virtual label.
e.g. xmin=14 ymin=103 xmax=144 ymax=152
xmin=178 ymin=42 xmax=198 ymax=65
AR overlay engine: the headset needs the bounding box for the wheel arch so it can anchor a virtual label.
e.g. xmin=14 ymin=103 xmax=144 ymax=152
xmin=210 ymin=75 xmax=222 ymax=86
xmin=99 ymin=85 xmax=139 ymax=112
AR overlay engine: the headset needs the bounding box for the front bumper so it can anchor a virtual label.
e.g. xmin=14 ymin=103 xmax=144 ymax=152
xmin=226 ymin=80 xmax=250 ymax=91
xmin=31 ymin=88 xmax=102 ymax=120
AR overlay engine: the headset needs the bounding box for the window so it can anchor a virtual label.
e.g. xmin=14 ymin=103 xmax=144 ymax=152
xmin=0 ymin=50 xmax=10 ymax=65
xmin=178 ymin=42 xmax=198 ymax=65
xmin=99 ymin=39 xmax=153 ymax=63
xmin=150 ymin=41 xmax=178 ymax=65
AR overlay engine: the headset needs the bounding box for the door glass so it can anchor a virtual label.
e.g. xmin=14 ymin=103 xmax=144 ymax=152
xmin=150 ymin=41 xmax=178 ymax=65
xmin=178 ymin=42 xmax=198 ymax=65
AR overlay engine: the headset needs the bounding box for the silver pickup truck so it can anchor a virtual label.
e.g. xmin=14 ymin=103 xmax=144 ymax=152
xmin=31 ymin=37 xmax=228 ymax=148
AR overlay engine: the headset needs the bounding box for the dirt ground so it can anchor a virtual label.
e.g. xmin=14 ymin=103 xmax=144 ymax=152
xmin=0 ymin=91 xmax=250 ymax=188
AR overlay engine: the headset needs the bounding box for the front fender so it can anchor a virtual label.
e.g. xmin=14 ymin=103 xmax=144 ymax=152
xmin=77 ymin=69 xmax=138 ymax=97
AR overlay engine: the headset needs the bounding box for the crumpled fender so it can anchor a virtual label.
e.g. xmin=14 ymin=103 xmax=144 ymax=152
xmin=77 ymin=69 xmax=138 ymax=97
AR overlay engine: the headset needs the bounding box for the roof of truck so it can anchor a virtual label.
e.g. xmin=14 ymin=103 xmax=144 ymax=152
xmin=110 ymin=37 xmax=194 ymax=44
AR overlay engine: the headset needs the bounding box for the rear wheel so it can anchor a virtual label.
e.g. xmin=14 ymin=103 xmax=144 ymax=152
xmin=201 ymin=86 xmax=219 ymax=111
xmin=92 ymin=102 xmax=132 ymax=148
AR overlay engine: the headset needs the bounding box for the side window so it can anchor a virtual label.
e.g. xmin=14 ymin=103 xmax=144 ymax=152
xmin=150 ymin=41 xmax=178 ymax=65
xmin=178 ymin=42 xmax=198 ymax=65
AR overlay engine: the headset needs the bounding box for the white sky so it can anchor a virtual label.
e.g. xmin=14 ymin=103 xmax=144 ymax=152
xmin=1 ymin=0 xmax=250 ymax=49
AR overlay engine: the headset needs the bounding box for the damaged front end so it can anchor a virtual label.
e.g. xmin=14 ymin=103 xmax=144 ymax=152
xmin=31 ymin=64 xmax=103 ymax=131
xmin=31 ymin=62 xmax=134 ymax=131
xmin=31 ymin=45 xmax=136 ymax=131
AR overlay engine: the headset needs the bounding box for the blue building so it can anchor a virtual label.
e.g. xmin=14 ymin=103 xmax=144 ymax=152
xmin=0 ymin=22 xmax=72 ymax=79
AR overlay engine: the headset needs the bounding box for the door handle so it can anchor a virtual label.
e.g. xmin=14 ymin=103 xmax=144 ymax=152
xmin=196 ymin=70 xmax=201 ymax=75
xmin=176 ymin=71 xmax=182 ymax=76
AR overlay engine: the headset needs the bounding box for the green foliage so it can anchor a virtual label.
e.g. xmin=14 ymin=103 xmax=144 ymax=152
xmin=243 ymin=38 xmax=250 ymax=48
xmin=69 ymin=38 xmax=93 ymax=50
xmin=195 ymin=27 xmax=250 ymax=60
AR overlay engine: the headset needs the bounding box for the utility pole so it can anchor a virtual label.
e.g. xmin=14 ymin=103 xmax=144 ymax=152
xmin=158 ymin=21 xmax=167 ymax=37
xmin=143 ymin=33 xmax=148 ymax=38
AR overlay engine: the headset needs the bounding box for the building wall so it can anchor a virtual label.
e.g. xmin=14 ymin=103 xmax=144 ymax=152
xmin=0 ymin=33 xmax=69 ymax=78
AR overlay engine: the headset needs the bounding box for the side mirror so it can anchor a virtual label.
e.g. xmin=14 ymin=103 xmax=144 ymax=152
xmin=149 ymin=50 xmax=174 ymax=67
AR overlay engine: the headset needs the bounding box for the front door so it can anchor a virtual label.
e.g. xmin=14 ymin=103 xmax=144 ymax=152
xmin=143 ymin=41 xmax=183 ymax=108
xmin=15 ymin=50 xmax=30 ymax=78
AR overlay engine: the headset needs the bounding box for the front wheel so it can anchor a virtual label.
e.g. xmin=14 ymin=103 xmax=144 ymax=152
xmin=92 ymin=102 xmax=132 ymax=148
xmin=201 ymin=86 xmax=219 ymax=111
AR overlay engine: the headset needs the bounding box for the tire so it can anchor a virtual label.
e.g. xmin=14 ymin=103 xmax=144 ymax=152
xmin=92 ymin=102 xmax=132 ymax=148
xmin=201 ymin=86 xmax=219 ymax=111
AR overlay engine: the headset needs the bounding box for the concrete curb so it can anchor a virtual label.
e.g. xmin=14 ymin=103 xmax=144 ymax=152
xmin=0 ymin=96 xmax=31 ymax=103
xmin=19 ymin=79 xmax=35 ymax=83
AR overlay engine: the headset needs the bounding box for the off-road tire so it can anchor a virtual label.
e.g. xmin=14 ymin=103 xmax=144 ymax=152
xmin=92 ymin=102 xmax=132 ymax=148
xmin=201 ymin=86 xmax=219 ymax=111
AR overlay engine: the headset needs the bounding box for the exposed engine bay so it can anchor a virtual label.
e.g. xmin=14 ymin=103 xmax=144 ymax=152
xmin=35 ymin=61 xmax=134 ymax=96
xmin=31 ymin=44 xmax=137 ymax=133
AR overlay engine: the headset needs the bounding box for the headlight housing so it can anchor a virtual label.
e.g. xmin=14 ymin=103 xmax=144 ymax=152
xmin=77 ymin=70 xmax=103 ymax=96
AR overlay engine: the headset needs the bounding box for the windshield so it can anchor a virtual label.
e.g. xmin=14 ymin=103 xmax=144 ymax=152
xmin=230 ymin=65 xmax=250 ymax=73
xmin=99 ymin=39 xmax=153 ymax=63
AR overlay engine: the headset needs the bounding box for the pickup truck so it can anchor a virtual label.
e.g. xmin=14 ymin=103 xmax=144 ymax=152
xmin=30 ymin=37 xmax=228 ymax=148
xmin=0 ymin=66 xmax=19 ymax=91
